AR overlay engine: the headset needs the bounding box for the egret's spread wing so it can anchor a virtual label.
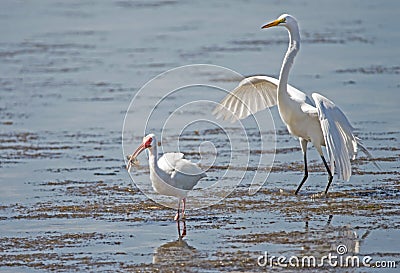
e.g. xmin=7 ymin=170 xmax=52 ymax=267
xmin=213 ymin=75 xmax=310 ymax=122
xmin=213 ymin=76 xmax=279 ymax=122
xmin=157 ymin=152 xmax=184 ymax=175
xmin=312 ymin=93 xmax=357 ymax=181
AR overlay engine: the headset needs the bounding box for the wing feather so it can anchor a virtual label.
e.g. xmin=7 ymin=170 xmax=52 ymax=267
xmin=213 ymin=75 xmax=310 ymax=122
xmin=212 ymin=76 xmax=279 ymax=122
xmin=157 ymin=153 xmax=184 ymax=175
xmin=158 ymin=153 xmax=206 ymax=190
xmin=312 ymin=93 xmax=357 ymax=181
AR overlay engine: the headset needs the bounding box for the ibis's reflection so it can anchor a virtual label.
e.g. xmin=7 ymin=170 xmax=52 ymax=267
xmin=153 ymin=221 xmax=198 ymax=265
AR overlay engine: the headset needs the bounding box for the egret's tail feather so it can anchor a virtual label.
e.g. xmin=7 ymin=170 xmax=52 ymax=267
xmin=356 ymin=140 xmax=382 ymax=171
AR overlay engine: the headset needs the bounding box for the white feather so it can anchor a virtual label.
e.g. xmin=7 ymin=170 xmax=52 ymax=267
xmin=158 ymin=152 xmax=206 ymax=191
xmin=212 ymin=75 xmax=313 ymax=122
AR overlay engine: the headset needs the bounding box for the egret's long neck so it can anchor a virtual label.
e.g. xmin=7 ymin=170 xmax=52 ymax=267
xmin=278 ymin=25 xmax=300 ymax=99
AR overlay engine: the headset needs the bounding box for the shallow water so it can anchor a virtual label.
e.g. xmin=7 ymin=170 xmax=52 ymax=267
xmin=1 ymin=0 xmax=399 ymax=272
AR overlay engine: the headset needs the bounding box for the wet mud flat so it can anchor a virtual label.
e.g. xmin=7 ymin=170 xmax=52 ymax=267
xmin=0 ymin=128 xmax=399 ymax=272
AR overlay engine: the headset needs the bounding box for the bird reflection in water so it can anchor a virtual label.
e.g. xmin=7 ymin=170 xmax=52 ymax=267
xmin=153 ymin=220 xmax=198 ymax=265
xmin=302 ymin=215 xmax=370 ymax=256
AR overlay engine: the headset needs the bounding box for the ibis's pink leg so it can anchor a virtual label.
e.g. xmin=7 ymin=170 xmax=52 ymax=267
xmin=176 ymin=219 xmax=181 ymax=236
xmin=181 ymin=198 xmax=186 ymax=219
xmin=174 ymin=199 xmax=181 ymax=221
xmin=176 ymin=219 xmax=187 ymax=238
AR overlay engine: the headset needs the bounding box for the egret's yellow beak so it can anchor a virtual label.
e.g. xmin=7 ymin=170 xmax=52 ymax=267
xmin=261 ymin=18 xmax=285 ymax=29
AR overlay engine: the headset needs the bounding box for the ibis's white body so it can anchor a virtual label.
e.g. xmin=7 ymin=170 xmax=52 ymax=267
xmin=148 ymin=150 xmax=206 ymax=199
xmin=127 ymin=133 xmax=205 ymax=220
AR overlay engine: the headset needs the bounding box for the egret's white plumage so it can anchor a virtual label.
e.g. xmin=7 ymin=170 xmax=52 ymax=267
xmin=127 ymin=134 xmax=206 ymax=220
xmin=213 ymin=14 xmax=378 ymax=194
xmin=213 ymin=75 xmax=314 ymax=122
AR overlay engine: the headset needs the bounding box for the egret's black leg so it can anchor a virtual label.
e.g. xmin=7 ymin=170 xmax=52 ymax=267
xmin=321 ymin=155 xmax=333 ymax=195
xmin=295 ymin=152 xmax=308 ymax=195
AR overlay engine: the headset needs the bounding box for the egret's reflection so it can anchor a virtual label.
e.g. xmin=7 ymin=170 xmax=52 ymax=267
xmin=153 ymin=221 xmax=198 ymax=265
xmin=302 ymin=215 xmax=370 ymax=256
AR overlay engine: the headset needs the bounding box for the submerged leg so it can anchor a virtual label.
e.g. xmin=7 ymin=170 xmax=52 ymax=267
xmin=321 ymin=155 xmax=333 ymax=195
xmin=174 ymin=199 xmax=181 ymax=221
xmin=176 ymin=219 xmax=187 ymax=238
xmin=181 ymin=220 xmax=187 ymax=238
xmin=295 ymin=139 xmax=308 ymax=195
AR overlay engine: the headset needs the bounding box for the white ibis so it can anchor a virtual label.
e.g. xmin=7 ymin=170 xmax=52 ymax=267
xmin=213 ymin=14 xmax=379 ymax=195
xmin=127 ymin=134 xmax=206 ymax=220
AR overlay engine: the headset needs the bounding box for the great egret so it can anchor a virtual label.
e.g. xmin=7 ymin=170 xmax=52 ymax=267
xmin=213 ymin=14 xmax=377 ymax=195
xmin=127 ymin=134 xmax=206 ymax=220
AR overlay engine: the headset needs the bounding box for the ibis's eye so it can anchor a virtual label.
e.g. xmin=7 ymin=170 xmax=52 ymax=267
xmin=144 ymin=137 xmax=153 ymax=148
